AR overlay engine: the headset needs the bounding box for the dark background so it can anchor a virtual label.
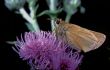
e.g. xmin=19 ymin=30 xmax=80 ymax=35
xmin=0 ymin=0 xmax=110 ymax=70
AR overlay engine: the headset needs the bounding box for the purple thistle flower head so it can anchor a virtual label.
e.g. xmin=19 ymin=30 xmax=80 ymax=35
xmin=14 ymin=31 xmax=83 ymax=70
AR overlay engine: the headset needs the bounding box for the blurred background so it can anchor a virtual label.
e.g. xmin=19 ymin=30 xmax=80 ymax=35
xmin=0 ymin=0 xmax=110 ymax=70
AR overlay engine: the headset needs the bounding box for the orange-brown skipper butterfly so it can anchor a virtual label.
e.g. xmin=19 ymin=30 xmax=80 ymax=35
xmin=54 ymin=19 xmax=106 ymax=52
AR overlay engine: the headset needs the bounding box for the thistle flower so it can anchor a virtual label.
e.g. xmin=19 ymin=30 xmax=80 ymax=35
xmin=13 ymin=31 xmax=83 ymax=70
xmin=5 ymin=0 xmax=27 ymax=10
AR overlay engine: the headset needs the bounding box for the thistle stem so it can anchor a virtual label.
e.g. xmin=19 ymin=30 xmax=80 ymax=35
xmin=50 ymin=17 xmax=56 ymax=31
xmin=49 ymin=0 xmax=56 ymax=31
xmin=19 ymin=8 xmax=40 ymax=31
xmin=29 ymin=3 xmax=40 ymax=32
xmin=19 ymin=8 xmax=33 ymax=24
xmin=65 ymin=14 xmax=72 ymax=22
xmin=50 ymin=0 xmax=56 ymax=11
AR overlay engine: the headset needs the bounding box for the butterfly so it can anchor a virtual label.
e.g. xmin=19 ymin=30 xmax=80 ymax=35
xmin=54 ymin=19 xmax=106 ymax=52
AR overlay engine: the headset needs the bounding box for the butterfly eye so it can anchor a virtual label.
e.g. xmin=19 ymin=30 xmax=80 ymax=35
xmin=55 ymin=20 xmax=60 ymax=24
xmin=55 ymin=19 xmax=62 ymax=24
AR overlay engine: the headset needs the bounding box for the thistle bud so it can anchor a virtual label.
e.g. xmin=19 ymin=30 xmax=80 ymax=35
xmin=5 ymin=0 xmax=26 ymax=10
xmin=63 ymin=0 xmax=81 ymax=14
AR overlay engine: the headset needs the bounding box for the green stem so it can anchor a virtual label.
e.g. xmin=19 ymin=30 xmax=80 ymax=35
xmin=49 ymin=0 xmax=56 ymax=11
xmin=31 ymin=19 xmax=39 ymax=31
xmin=65 ymin=14 xmax=72 ymax=22
xmin=50 ymin=17 xmax=56 ymax=31
xmin=29 ymin=2 xmax=40 ymax=32
xmin=49 ymin=0 xmax=57 ymax=31
xmin=19 ymin=8 xmax=40 ymax=31
xmin=19 ymin=8 xmax=33 ymax=24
